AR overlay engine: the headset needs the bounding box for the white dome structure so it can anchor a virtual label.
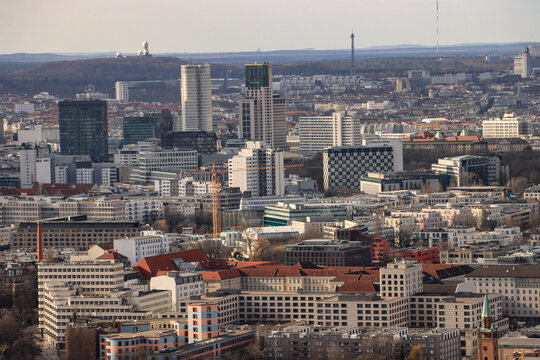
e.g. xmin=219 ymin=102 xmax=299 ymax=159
xmin=137 ymin=41 xmax=151 ymax=57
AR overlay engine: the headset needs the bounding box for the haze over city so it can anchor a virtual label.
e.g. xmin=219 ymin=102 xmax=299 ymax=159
xmin=1 ymin=0 xmax=539 ymax=53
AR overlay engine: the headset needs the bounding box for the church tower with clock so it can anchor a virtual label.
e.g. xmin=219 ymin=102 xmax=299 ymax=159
xmin=478 ymin=293 xmax=499 ymax=360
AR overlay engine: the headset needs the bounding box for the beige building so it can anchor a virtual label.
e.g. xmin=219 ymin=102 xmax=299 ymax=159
xmin=466 ymin=265 xmax=540 ymax=325
xmin=380 ymin=260 xmax=423 ymax=298
xmin=482 ymin=113 xmax=529 ymax=139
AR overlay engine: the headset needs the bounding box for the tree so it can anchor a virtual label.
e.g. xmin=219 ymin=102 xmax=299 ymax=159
xmin=506 ymin=176 xmax=529 ymax=196
xmin=357 ymin=336 xmax=400 ymax=360
xmin=405 ymin=345 xmax=422 ymax=360
xmin=452 ymin=214 xmax=476 ymax=227
xmin=192 ymin=240 xmax=232 ymax=260
xmin=250 ymin=238 xmax=285 ymax=261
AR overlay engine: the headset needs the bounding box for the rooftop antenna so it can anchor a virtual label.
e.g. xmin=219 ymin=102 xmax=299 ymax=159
xmin=436 ymin=0 xmax=440 ymax=57
xmin=350 ymin=30 xmax=356 ymax=76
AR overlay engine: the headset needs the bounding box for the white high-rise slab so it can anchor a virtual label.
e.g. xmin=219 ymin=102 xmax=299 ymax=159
xmin=181 ymin=64 xmax=212 ymax=132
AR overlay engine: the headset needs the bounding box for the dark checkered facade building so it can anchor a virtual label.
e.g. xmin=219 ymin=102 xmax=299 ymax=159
xmin=323 ymin=145 xmax=396 ymax=191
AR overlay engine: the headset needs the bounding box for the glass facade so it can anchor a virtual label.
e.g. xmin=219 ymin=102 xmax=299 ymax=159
xmin=245 ymin=64 xmax=270 ymax=88
xmin=59 ymin=100 xmax=108 ymax=162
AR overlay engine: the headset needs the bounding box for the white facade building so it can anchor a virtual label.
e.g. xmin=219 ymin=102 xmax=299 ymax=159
xmin=113 ymin=235 xmax=171 ymax=267
xmin=514 ymin=48 xmax=532 ymax=78
xmin=115 ymin=81 xmax=130 ymax=102
xmin=482 ymin=113 xmax=529 ymax=139
xmin=228 ymin=141 xmax=285 ymax=197
xmin=124 ymin=198 xmax=164 ymax=224
xmin=76 ymin=168 xmax=94 ymax=184
xmin=181 ymin=64 xmax=212 ymax=132
xmin=36 ymin=158 xmax=54 ymax=184
xmin=149 ymin=271 xmax=204 ymax=310
xmin=15 ymin=102 xmax=35 ymax=113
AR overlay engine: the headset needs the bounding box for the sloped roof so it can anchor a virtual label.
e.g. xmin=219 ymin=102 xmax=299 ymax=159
xmin=97 ymin=250 xmax=127 ymax=260
xmin=422 ymin=264 xmax=474 ymax=280
xmin=134 ymin=249 xmax=209 ymax=279
xmin=336 ymin=280 xmax=376 ymax=293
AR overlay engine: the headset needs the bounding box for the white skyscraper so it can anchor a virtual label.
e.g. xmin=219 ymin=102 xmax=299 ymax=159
xmin=514 ymin=47 xmax=532 ymax=78
xmin=228 ymin=141 xmax=285 ymax=197
xmin=115 ymin=81 xmax=129 ymax=102
xmin=180 ymin=64 xmax=212 ymax=132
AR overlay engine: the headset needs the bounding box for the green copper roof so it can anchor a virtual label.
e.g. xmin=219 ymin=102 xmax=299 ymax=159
xmin=482 ymin=292 xmax=492 ymax=318
xmin=434 ymin=131 xmax=443 ymax=140
xmin=459 ymin=129 xmax=468 ymax=136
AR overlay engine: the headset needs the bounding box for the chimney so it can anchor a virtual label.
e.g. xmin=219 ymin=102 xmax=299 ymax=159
xmin=37 ymin=222 xmax=43 ymax=261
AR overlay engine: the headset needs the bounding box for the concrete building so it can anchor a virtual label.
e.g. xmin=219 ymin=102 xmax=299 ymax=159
xmin=466 ymin=265 xmax=540 ymax=325
xmin=228 ymin=141 xmax=285 ymax=197
xmin=113 ymin=235 xmax=171 ymax=267
xmin=360 ymin=171 xmax=443 ymax=194
xmin=115 ymin=81 xmax=129 ymax=102
xmin=11 ymin=217 xmax=140 ymax=249
xmin=161 ymin=131 xmax=217 ymax=154
xmin=482 ymin=113 xmax=530 ymax=139
xmin=130 ymin=149 xmax=199 ymax=183
xmin=180 ymin=64 xmax=212 ymax=132
xmin=323 ymin=140 xmax=403 ymax=191
xmin=150 ymin=271 xmax=204 ymax=310
xmin=514 ymin=47 xmax=532 ymax=78
xmin=263 ymin=202 xmax=348 ymax=227
xmin=19 ymin=142 xmax=50 ymax=187
xmin=400 ymin=328 xmax=461 ymax=360
xmin=239 ymin=63 xmax=287 ymax=149
xmin=380 ymin=260 xmax=423 ymax=298
xmin=284 ymin=239 xmax=371 ymax=266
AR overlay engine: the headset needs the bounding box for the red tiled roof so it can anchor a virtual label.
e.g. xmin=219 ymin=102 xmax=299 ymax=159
xmin=336 ymin=280 xmax=376 ymax=293
xmin=97 ymin=250 xmax=127 ymax=260
xmin=199 ymin=269 xmax=243 ymax=281
xmin=226 ymin=261 xmax=281 ymax=268
xmin=133 ymin=250 xmax=209 ymax=279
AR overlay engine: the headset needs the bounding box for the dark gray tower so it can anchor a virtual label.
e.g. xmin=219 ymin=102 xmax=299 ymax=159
xmin=350 ymin=31 xmax=355 ymax=76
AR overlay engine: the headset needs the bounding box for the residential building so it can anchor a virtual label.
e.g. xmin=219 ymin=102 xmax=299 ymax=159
xmin=19 ymin=142 xmax=51 ymax=187
xmin=284 ymin=239 xmax=372 ymax=266
xmin=239 ymin=63 xmax=287 ymax=149
xmin=180 ymin=64 xmax=212 ymax=132
xmin=59 ymin=100 xmax=109 ymax=162
xmin=115 ymin=81 xmax=129 ymax=102
xmin=400 ymin=328 xmax=461 ymax=360
xmin=323 ymin=140 xmax=403 ymax=191
xmin=228 ymin=141 xmax=285 ymax=197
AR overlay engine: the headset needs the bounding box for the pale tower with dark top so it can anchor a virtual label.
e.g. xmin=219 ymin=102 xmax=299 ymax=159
xmin=478 ymin=293 xmax=499 ymax=360
xmin=350 ymin=31 xmax=355 ymax=76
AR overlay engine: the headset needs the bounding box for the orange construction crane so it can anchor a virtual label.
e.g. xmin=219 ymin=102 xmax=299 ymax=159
xmin=183 ymin=162 xmax=303 ymax=239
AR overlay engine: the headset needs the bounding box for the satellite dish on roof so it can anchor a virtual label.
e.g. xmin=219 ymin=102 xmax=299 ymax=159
xmin=85 ymin=84 xmax=95 ymax=94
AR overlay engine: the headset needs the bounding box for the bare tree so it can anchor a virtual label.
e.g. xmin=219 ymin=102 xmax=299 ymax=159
xmin=405 ymin=345 xmax=422 ymax=360
xmin=507 ymin=176 xmax=529 ymax=196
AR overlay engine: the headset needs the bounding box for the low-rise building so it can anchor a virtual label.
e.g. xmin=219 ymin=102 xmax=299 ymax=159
xmin=284 ymin=239 xmax=372 ymax=266
xmin=149 ymin=271 xmax=204 ymax=310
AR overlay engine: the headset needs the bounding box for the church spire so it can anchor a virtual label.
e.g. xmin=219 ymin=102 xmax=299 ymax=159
xmin=482 ymin=292 xmax=492 ymax=320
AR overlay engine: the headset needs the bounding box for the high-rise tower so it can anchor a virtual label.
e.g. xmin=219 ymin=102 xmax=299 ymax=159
xmin=238 ymin=63 xmax=287 ymax=150
xmin=477 ymin=293 xmax=499 ymax=360
xmin=59 ymin=99 xmax=108 ymax=162
xmin=181 ymin=64 xmax=213 ymax=132
xmin=350 ymin=31 xmax=355 ymax=76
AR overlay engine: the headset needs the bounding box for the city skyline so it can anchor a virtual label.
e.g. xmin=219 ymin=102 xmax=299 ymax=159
xmin=1 ymin=0 xmax=538 ymax=54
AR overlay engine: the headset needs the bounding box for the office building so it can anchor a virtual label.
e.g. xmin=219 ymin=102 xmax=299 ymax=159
xmin=180 ymin=64 xmax=212 ymax=132
xmin=59 ymin=100 xmax=109 ymax=162
xmin=228 ymin=141 xmax=285 ymax=197
xmin=360 ymin=171 xmax=444 ymax=194
xmin=284 ymin=239 xmax=372 ymax=266
xmin=263 ymin=202 xmax=348 ymax=226
xmin=161 ymin=131 xmax=217 ymax=154
xmin=380 ymin=261 xmax=423 ymax=298
xmin=11 ymin=217 xmax=140 ymax=249
xmin=431 ymin=155 xmax=502 ymax=186
xmin=514 ymin=47 xmax=532 ymax=78
xmin=150 ymin=271 xmax=204 ymax=311
xmin=323 ymin=140 xmax=403 ymax=191
xmin=239 ymin=63 xmax=287 ymax=149
xmin=115 ymin=81 xmax=129 ymax=102
xmin=466 ymin=265 xmax=540 ymax=325
xmin=482 ymin=113 xmax=530 ymax=139
xmin=19 ymin=142 xmax=50 ymax=188
xmin=123 ymin=114 xmax=159 ymax=145
xmin=130 ymin=149 xmax=199 ymax=183
xmin=113 ymin=235 xmax=171 ymax=267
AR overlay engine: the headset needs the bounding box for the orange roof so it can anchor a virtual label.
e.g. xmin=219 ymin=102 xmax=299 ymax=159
xmin=336 ymin=280 xmax=376 ymax=293
xmin=97 ymin=250 xmax=127 ymax=260
xmin=133 ymin=249 xmax=210 ymax=279
xmin=226 ymin=261 xmax=281 ymax=268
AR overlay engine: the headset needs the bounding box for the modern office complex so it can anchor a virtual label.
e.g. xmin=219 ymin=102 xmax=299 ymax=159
xmin=123 ymin=114 xmax=161 ymax=144
xmin=431 ymin=155 xmax=502 ymax=186
xmin=239 ymin=63 xmax=287 ymax=149
xmin=284 ymin=239 xmax=372 ymax=266
xmin=161 ymin=131 xmax=217 ymax=154
xmin=228 ymin=141 xmax=285 ymax=197
xmin=180 ymin=64 xmax=212 ymax=132
xmin=59 ymin=100 xmax=109 ymax=162
xmin=323 ymin=140 xmax=403 ymax=191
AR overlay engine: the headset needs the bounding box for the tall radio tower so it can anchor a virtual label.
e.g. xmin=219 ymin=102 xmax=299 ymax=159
xmin=350 ymin=31 xmax=355 ymax=76
xmin=436 ymin=0 xmax=440 ymax=57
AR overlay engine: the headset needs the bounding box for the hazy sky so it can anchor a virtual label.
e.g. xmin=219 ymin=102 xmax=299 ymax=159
xmin=2 ymin=0 xmax=538 ymax=54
